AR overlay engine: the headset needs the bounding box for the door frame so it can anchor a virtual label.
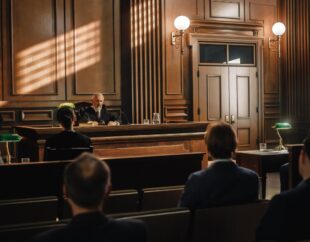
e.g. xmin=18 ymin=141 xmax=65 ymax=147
xmin=189 ymin=33 xmax=264 ymax=144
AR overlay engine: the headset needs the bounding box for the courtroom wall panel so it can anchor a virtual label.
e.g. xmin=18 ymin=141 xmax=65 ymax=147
xmin=0 ymin=0 xmax=121 ymax=125
xmin=65 ymin=0 xmax=121 ymax=101
xmin=280 ymin=0 xmax=310 ymax=142
xmin=2 ymin=0 xmax=66 ymax=101
xmin=245 ymin=0 xmax=279 ymax=144
xmin=129 ymin=0 xmax=163 ymax=124
xmin=0 ymin=0 xmax=280 ymax=132
xmin=205 ymin=0 xmax=245 ymax=22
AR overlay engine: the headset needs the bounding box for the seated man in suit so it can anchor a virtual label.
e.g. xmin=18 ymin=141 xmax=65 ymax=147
xmin=179 ymin=122 xmax=259 ymax=209
xmin=44 ymin=107 xmax=92 ymax=160
xmin=32 ymin=153 xmax=147 ymax=242
xmin=256 ymin=136 xmax=310 ymax=241
xmin=79 ymin=93 xmax=120 ymax=126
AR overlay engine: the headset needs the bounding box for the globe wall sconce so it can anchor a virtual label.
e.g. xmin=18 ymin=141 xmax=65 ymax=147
xmin=269 ymin=22 xmax=286 ymax=58
xmin=171 ymin=15 xmax=190 ymax=54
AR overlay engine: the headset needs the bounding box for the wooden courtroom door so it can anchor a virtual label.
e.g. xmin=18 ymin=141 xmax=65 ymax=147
xmin=198 ymin=66 xmax=258 ymax=150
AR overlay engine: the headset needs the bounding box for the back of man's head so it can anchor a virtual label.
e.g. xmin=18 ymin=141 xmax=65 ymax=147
xmin=206 ymin=122 xmax=237 ymax=159
xmin=57 ymin=107 xmax=74 ymax=130
xmin=64 ymin=153 xmax=111 ymax=209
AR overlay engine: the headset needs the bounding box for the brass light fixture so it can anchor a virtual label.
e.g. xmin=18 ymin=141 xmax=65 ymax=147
xmin=269 ymin=22 xmax=286 ymax=58
xmin=272 ymin=122 xmax=292 ymax=151
xmin=171 ymin=16 xmax=190 ymax=54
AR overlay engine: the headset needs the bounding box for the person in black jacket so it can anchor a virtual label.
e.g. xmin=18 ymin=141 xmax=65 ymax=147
xmin=256 ymin=136 xmax=310 ymax=241
xmin=44 ymin=107 xmax=91 ymax=160
xmin=179 ymin=122 xmax=259 ymax=209
xmin=79 ymin=93 xmax=120 ymax=125
xmin=32 ymin=153 xmax=147 ymax=242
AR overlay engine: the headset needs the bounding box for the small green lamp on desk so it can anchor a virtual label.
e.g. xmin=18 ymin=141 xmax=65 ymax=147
xmin=0 ymin=134 xmax=22 ymax=164
xmin=272 ymin=122 xmax=292 ymax=150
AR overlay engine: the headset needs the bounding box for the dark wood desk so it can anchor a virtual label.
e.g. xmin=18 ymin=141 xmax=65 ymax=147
xmin=236 ymin=150 xmax=289 ymax=198
xmin=15 ymin=122 xmax=208 ymax=163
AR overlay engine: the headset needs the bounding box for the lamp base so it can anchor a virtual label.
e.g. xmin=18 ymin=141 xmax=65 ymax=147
xmin=274 ymin=144 xmax=287 ymax=151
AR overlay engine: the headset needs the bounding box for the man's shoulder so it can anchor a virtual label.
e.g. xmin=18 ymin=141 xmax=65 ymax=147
xmin=237 ymin=165 xmax=259 ymax=177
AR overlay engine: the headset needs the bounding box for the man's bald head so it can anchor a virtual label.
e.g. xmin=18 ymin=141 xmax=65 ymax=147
xmin=92 ymin=93 xmax=104 ymax=108
xmin=64 ymin=153 xmax=111 ymax=208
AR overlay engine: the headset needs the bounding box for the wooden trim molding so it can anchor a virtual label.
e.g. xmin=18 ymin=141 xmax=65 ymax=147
xmin=0 ymin=111 xmax=15 ymax=122
xmin=130 ymin=0 xmax=163 ymax=123
xmin=21 ymin=110 xmax=53 ymax=121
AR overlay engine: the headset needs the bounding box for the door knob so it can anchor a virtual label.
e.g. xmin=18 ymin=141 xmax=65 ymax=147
xmin=231 ymin=115 xmax=235 ymax=124
xmin=225 ymin=115 xmax=230 ymax=123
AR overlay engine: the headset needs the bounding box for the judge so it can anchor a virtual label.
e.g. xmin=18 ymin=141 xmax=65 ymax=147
xmin=79 ymin=93 xmax=119 ymax=126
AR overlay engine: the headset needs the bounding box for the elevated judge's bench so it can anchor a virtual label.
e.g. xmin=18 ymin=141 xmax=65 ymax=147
xmin=15 ymin=122 xmax=208 ymax=164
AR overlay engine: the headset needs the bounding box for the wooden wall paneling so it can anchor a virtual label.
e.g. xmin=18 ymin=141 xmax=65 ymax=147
xmin=205 ymin=0 xmax=245 ymax=22
xmin=131 ymin=0 xmax=162 ymax=123
xmin=264 ymin=108 xmax=279 ymax=145
xmin=164 ymin=100 xmax=189 ymax=123
xmin=65 ymin=0 xmax=121 ymax=101
xmin=21 ymin=109 xmax=53 ymax=122
xmin=0 ymin=110 xmax=15 ymax=122
xmin=2 ymin=0 xmax=66 ymax=102
xmin=164 ymin=0 xmax=204 ymax=99
xmin=163 ymin=0 xmax=205 ymax=122
xmin=244 ymin=0 xmax=278 ymax=142
xmin=281 ymin=0 xmax=310 ymax=126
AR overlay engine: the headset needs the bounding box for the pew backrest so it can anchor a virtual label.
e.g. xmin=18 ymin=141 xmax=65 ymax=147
xmin=117 ymin=208 xmax=191 ymax=242
xmin=141 ymin=186 xmax=184 ymax=211
xmin=0 ymin=196 xmax=58 ymax=226
xmin=192 ymin=200 xmax=269 ymax=242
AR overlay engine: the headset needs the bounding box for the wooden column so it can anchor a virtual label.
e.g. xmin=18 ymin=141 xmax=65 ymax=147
xmin=280 ymin=0 xmax=310 ymax=142
xmin=130 ymin=0 xmax=163 ymax=124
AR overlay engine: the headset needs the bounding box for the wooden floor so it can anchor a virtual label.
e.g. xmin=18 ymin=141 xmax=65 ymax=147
xmin=265 ymin=172 xmax=280 ymax=200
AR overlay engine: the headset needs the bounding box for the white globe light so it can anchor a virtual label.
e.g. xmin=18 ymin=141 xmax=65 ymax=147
xmin=272 ymin=22 xmax=286 ymax=36
xmin=174 ymin=16 xmax=190 ymax=31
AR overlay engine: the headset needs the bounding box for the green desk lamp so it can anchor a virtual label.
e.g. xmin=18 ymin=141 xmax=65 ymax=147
xmin=0 ymin=134 xmax=22 ymax=163
xmin=272 ymin=122 xmax=292 ymax=150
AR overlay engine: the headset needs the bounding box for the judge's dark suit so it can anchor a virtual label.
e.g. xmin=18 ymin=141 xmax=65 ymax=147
xmin=80 ymin=105 xmax=117 ymax=124
xmin=32 ymin=212 xmax=147 ymax=242
xmin=179 ymin=160 xmax=259 ymax=209
xmin=256 ymin=178 xmax=310 ymax=241
xmin=44 ymin=131 xmax=91 ymax=160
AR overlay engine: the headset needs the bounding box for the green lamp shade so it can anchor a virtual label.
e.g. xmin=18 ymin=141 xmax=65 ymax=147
xmin=272 ymin=122 xmax=292 ymax=129
xmin=0 ymin=134 xmax=22 ymax=142
xmin=58 ymin=102 xmax=75 ymax=109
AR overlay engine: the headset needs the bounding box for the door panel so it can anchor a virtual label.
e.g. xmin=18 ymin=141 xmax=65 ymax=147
xmin=198 ymin=66 xmax=258 ymax=150
xmin=230 ymin=67 xmax=257 ymax=149
xmin=198 ymin=67 xmax=229 ymax=123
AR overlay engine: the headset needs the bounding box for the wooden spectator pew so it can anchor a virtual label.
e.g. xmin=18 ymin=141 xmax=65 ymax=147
xmin=141 ymin=186 xmax=184 ymax=211
xmin=0 ymin=220 xmax=68 ymax=242
xmin=62 ymin=189 xmax=140 ymax=219
xmin=191 ymin=201 xmax=269 ymax=242
xmin=115 ymin=208 xmax=191 ymax=242
xmin=0 ymin=201 xmax=270 ymax=242
xmin=0 ymin=197 xmax=58 ymax=226
xmin=0 ymin=152 xmax=204 ymax=200
xmin=0 ymin=208 xmax=190 ymax=242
